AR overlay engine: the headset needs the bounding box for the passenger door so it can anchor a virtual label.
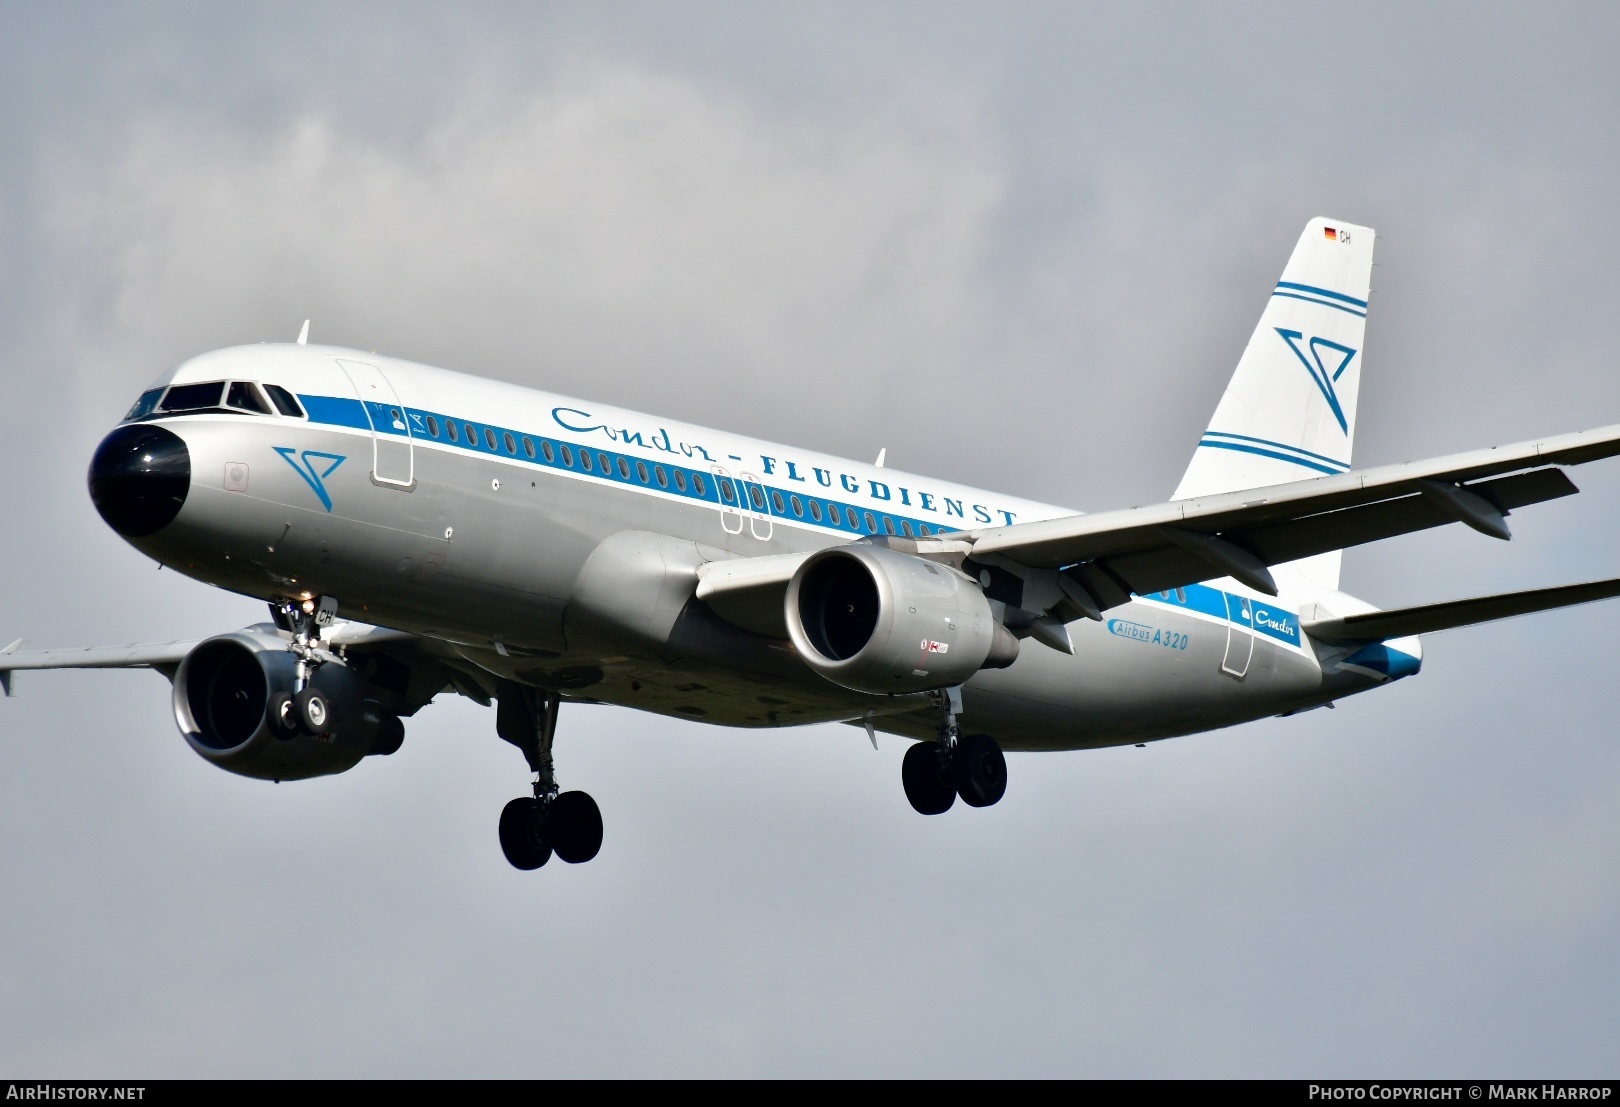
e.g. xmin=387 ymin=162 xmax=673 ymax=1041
xmin=1220 ymin=593 xmax=1255 ymax=678
xmin=336 ymin=359 xmax=413 ymax=488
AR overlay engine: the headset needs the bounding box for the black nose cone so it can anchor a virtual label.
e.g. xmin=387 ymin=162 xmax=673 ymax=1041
xmin=88 ymin=424 xmax=191 ymax=538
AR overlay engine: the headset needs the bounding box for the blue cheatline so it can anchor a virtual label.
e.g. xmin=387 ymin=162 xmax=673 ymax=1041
xmin=296 ymin=393 xmax=964 ymax=541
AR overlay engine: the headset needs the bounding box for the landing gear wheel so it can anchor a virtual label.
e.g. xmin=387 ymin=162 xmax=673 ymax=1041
xmin=499 ymin=797 xmax=551 ymax=870
xmin=902 ymin=741 xmax=956 ymax=815
xmin=954 ymin=734 xmax=1007 ymax=807
xmin=268 ymin=692 xmax=300 ymax=739
xmin=549 ymin=791 xmax=603 ymax=864
xmin=294 ymin=687 xmax=331 ymax=735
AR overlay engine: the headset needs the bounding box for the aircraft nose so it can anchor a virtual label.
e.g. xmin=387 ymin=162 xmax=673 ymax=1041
xmin=88 ymin=423 xmax=191 ymax=538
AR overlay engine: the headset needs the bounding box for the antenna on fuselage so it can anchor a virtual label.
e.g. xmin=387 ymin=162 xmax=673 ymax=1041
xmin=874 ymin=448 xmax=886 ymax=468
xmin=296 ymin=320 xmax=310 ymax=346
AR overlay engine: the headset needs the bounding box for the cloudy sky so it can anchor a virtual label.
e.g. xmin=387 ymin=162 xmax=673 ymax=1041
xmin=2 ymin=2 xmax=1618 ymax=1077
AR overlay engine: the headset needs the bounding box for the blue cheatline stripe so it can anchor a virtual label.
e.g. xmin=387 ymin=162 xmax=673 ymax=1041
xmin=1271 ymin=291 xmax=1367 ymax=318
xmin=299 ymin=394 xmax=369 ymax=429
xmin=1195 ymin=438 xmax=1344 ymax=475
xmin=1275 ymin=281 xmax=1367 ymax=308
xmin=1342 ymin=642 xmax=1422 ymax=680
xmin=1135 ymin=584 xmax=1302 ymax=647
xmin=296 ymin=394 xmax=965 ymax=541
xmin=1200 ymin=431 xmax=1349 ymax=471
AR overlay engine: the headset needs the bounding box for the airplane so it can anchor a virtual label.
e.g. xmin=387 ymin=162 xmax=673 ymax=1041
xmin=8 ymin=216 xmax=1620 ymax=872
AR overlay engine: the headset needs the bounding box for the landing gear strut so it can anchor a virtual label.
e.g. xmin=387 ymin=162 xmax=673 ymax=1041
xmin=269 ymin=597 xmax=339 ymax=740
xmin=495 ymin=682 xmax=603 ymax=870
xmin=901 ymin=686 xmax=1007 ymax=815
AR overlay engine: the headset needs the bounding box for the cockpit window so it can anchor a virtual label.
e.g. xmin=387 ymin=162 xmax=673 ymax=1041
xmin=262 ymin=384 xmax=306 ymax=418
xmin=159 ymin=381 xmax=226 ymax=412
xmin=123 ymin=389 xmax=163 ymax=422
xmin=226 ymin=381 xmax=272 ymax=414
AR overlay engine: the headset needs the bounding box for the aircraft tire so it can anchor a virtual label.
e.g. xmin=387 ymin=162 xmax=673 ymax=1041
xmin=294 ymin=687 xmax=331 ymax=735
xmin=954 ymin=734 xmax=1007 ymax=808
xmin=268 ymin=692 xmax=301 ymax=740
xmin=549 ymin=791 xmax=603 ymax=864
xmin=902 ymin=741 xmax=956 ymax=815
xmin=499 ymin=797 xmax=551 ymax=870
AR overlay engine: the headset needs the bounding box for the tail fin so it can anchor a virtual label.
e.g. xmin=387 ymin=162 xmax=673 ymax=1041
xmin=1173 ymin=216 xmax=1375 ymax=590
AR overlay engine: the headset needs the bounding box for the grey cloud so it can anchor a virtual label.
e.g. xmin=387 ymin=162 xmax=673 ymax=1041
xmin=2 ymin=1 xmax=1618 ymax=1077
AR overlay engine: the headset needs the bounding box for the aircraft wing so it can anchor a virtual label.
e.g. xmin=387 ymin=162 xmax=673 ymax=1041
xmin=1303 ymin=576 xmax=1620 ymax=644
xmin=694 ymin=552 xmax=810 ymax=638
xmin=0 ymin=637 xmax=197 ymax=680
xmin=962 ymin=422 xmax=1620 ymax=605
xmin=0 ymin=622 xmax=422 ymax=696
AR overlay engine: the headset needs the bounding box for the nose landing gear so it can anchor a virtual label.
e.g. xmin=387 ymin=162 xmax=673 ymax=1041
xmin=495 ymin=682 xmax=603 ymax=870
xmin=901 ymin=686 xmax=1007 ymax=815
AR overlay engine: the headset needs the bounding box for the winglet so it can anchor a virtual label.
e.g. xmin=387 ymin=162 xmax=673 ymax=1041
xmin=296 ymin=319 xmax=310 ymax=346
xmin=1 ymin=638 xmax=22 ymax=698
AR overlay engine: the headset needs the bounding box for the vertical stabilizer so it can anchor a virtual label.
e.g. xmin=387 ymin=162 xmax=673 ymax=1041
xmin=1173 ymin=217 xmax=1375 ymax=590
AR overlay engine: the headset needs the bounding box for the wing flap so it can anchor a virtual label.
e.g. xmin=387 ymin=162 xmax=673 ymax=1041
xmin=1304 ymin=576 xmax=1620 ymax=644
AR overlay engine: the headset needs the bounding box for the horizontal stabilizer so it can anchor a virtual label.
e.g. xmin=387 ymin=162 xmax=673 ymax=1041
xmin=1304 ymin=576 xmax=1620 ymax=644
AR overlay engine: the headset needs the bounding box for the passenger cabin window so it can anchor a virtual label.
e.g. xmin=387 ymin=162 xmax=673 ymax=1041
xmin=542 ymin=441 xmax=555 ymax=462
xmin=902 ymin=520 xmax=915 ymax=538
xmin=447 ymin=421 xmax=459 ymax=442
xmin=617 ymin=457 xmax=631 ymax=479
xmin=673 ymin=470 xmax=687 ymax=492
xmin=636 ymin=461 xmax=649 ymax=483
xmin=123 ymin=389 xmax=163 ymax=422
xmin=160 ymin=381 xmax=225 ymax=412
xmin=655 ymin=466 xmax=667 ymax=488
xmin=226 ymin=381 xmax=272 ymax=414
xmin=809 ymin=501 xmax=823 ymax=521
xmin=523 ymin=437 xmax=535 ymax=458
xmin=427 ymin=416 xmax=440 ymax=438
xmin=262 ymin=384 xmax=306 ymax=418
xmin=692 ymin=473 xmax=706 ymax=496
xmin=484 ymin=428 xmax=497 ymax=450
xmin=503 ymin=432 xmax=516 ymax=454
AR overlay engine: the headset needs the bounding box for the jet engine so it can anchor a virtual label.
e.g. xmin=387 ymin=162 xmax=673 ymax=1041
xmin=172 ymin=629 xmax=392 ymax=781
xmin=784 ymin=545 xmax=1018 ymax=695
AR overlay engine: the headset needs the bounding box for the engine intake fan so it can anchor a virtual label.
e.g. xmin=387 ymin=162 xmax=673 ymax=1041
xmin=172 ymin=629 xmax=383 ymax=781
xmin=784 ymin=545 xmax=1018 ymax=695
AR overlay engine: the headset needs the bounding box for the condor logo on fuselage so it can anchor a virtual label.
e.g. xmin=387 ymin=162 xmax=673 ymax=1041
xmin=274 ymin=448 xmax=347 ymax=512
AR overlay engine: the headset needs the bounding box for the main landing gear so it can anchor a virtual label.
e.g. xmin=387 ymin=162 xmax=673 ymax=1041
xmin=901 ymin=686 xmax=1007 ymax=815
xmin=495 ymin=682 xmax=603 ymax=871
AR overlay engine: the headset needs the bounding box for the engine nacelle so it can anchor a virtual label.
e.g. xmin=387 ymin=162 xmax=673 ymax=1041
xmin=172 ymin=629 xmax=381 ymax=781
xmin=784 ymin=545 xmax=1018 ymax=695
